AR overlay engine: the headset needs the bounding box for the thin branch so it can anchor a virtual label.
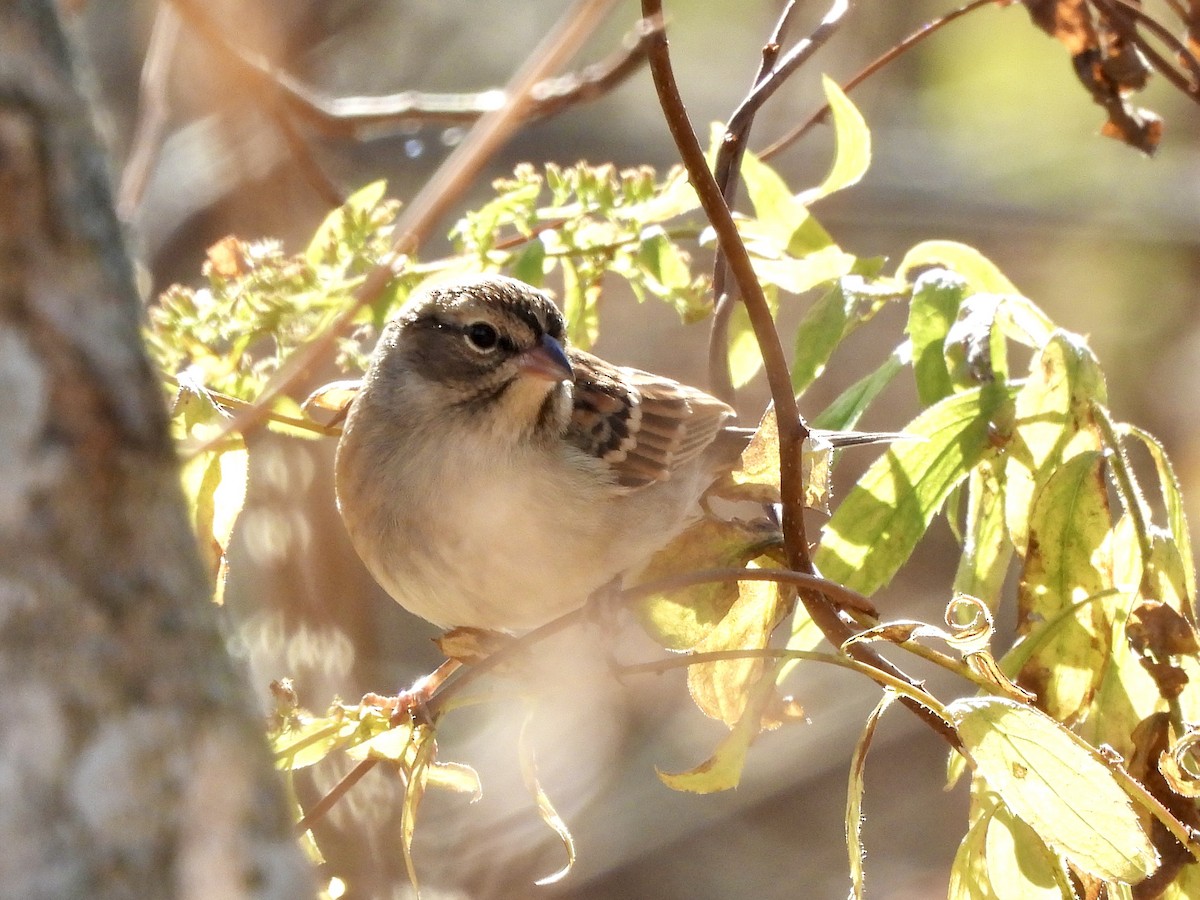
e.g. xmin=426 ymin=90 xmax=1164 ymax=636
xmin=642 ymin=0 xmax=963 ymax=752
xmin=169 ymin=0 xmax=658 ymax=138
xmin=295 ymin=757 xmax=376 ymax=835
xmin=117 ymin=1 xmax=181 ymax=218
xmin=620 ymin=566 xmax=878 ymax=617
xmin=760 ymin=0 xmax=996 ymax=160
xmin=705 ymin=0 xmax=804 ymax=402
xmin=618 ymin=648 xmax=953 ymax=722
xmin=261 ymin=88 xmax=347 ymax=208
xmin=186 ymin=0 xmax=621 ymax=456
xmin=707 ymin=0 xmax=851 ymax=402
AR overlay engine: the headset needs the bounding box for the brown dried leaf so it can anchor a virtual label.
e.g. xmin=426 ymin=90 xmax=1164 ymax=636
xmin=435 ymin=627 xmax=516 ymax=667
xmin=204 ymin=235 xmax=251 ymax=278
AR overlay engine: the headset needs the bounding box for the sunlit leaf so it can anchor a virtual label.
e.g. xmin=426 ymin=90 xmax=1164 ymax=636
xmin=811 ymin=345 xmax=907 ymax=432
xmin=740 ymin=145 xmax=832 ymax=252
xmin=984 ymin=803 xmax=1065 ymax=899
xmin=400 ymin=725 xmax=437 ymax=896
xmin=726 ymin=285 xmax=777 ymax=388
xmin=792 ymin=276 xmax=895 ymax=395
xmin=726 ymin=408 xmax=850 ymax=512
xmin=637 ymin=225 xmax=693 ymax=294
xmin=425 ymin=760 xmax=483 ymax=797
xmin=797 ymin=75 xmax=871 ymax=206
xmin=1006 ymin=331 xmax=1107 ymax=555
xmin=948 ymin=792 xmax=998 ymax=900
xmin=816 ymin=383 xmax=1017 ymax=596
xmin=520 ymin=710 xmax=576 ymax=886
xmin=847 ymin=693 xmax=894 ymax=900
xmin=947 ymin=293 xmax=1009 ymax=387
xmin=953 ymin=461 xmax=1013 ymax=611
xmin=306 ymin=180 xmax=388 ymax=267
xmin=659 ymin=658 xmax=781 ymax=794
xmin=897 ymin=240 xmax=1018 ymax=294
xmin=948 ymin=697 xmax=1158 ymax=883
xmin=180 ymin=445 xmax=249 ymax=603
xmin=633 ymin=518 xmax=781 ymax=650
xmin=1016 ymin=451 xmax=1113 ymax=722
xmin=511 ymin=236 xmax=547 ymax=286
xmin=346 ymin=722 xmax=417 ymax=764
xmin=272 ymin=711 xmax=358 ymax=771
xmin=907 ymin=269 xmax=968 ymax=405
xmin=1123 ymin=424 xmax=1198 ymax=604
xmin=1160 ymin=862 xmax=1200 ymax=899
xmin=688 ymin=563 xmax=787 ymax=726
xmin=561 ymin=258 xmax=599 ymax=349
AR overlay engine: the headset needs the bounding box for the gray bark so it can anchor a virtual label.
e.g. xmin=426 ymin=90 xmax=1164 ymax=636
xmin=0 ymin=3 xmax=313 ymax=897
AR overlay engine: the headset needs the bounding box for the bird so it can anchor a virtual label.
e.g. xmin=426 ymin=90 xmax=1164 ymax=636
xmin=327 ymin=274 xmax=896 ymax=634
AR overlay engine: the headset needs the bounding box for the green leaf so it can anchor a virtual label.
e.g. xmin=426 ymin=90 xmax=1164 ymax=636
xmin=750 ymin=243 xmax=856 ymax=296
xmin=726 ymin=285 xmax=777 ymax=388
xmin=561 ymin=258 xmax=599 ymax=349
xmin=399 ymin=725 xmax=437 ymax=896
xmin=947 ymin=697 xmax=1158 ymax=883
xmin=811 ymin=345 xmax=907 ymax=432
xmin=1016 ymin=451 xmax=1113 ymax=722
xmin=796 ymin=74 xmax=871 ymax=206
xmin=792 ymin=276 xmax=895 ymax=395
xmin=306 ymin=180 xmax=388 ymax=267
xmin=906 ymin=269 xmax=968 ymax=405
xmin=815 ymin=383 xmax=1017 ymax=596
xmin=741 ymin=147 xmax=829 ymax=250
xmin=953 ymin=461 xmax=1013 ymax=611
xmin=657 ymin=708 xmax=757 ymax=794
xmin=896 ymin=240 xmax=1018 ymax=294
xmin=510 ymin=236 xmax=547 ymax=286
xmin=272 ymin=712 xmax=359 ymax=771
xmin=180 ymin=445 xmax=249 ymax=602
xmin=1005 ymin=331 xmax=1107 ymax=555
xmin=1123 ymin=424 xmax=1197 ymax=603
xmin=637 ymin=225 xmax=693 ymax=294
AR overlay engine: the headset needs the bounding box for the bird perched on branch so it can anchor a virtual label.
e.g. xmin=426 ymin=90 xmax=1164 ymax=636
xmin=324 ymin=275 xmax=895 ymax=633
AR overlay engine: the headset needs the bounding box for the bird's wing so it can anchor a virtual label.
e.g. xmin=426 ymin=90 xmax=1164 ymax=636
xmin=565 ymin=348 xmax=735 ymax=488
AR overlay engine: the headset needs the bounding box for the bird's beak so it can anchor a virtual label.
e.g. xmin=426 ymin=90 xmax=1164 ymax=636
xmin=518 ymin=333 xmax=574 ymax=383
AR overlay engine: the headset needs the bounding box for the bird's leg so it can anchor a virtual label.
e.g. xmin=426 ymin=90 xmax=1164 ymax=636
xmin=361 ymin=658 xmax=462 ymax=727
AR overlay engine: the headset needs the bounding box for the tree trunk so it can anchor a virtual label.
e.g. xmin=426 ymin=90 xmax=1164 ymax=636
xmin=0 ymin=3 xmax=313 ymax=897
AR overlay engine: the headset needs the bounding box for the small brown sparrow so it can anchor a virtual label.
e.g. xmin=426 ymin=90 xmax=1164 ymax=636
xmin=331 ymin=275 xmax=890 ymax=633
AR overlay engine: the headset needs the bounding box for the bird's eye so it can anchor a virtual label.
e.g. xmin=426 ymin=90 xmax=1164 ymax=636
xmin=464 ymin=321 xmax=499 ymax=352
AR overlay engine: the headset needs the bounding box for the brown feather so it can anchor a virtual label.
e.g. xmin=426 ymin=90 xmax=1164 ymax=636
xmin=565 ymin=350 xmax=735 ymax=489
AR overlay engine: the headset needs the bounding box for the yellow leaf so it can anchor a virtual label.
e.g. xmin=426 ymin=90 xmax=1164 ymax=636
xmin=633 ymin=518 xmax=780 ymax=650
xmin=687 ymin=564 xmax=787 ymax=726
xmin=948 ymin=697 xmax=1158 ymax=883
xmin=1016 ymin=451 xmax=1113 ymax=722
xmin=519 ymin=709 xmax=575 ymax=885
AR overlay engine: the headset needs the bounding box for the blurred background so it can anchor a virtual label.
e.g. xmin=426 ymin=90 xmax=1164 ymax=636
xmin=79 ymin=1 xmax=1200 ymax=897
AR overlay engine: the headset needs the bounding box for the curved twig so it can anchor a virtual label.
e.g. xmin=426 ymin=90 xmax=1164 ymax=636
xmin=707 ymin=0 xmax=851 ymax=402
xmin=168 ymin=0 xmax=659 ymax=137
xmin=760 ymin=0 xmax=996 ymax=160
